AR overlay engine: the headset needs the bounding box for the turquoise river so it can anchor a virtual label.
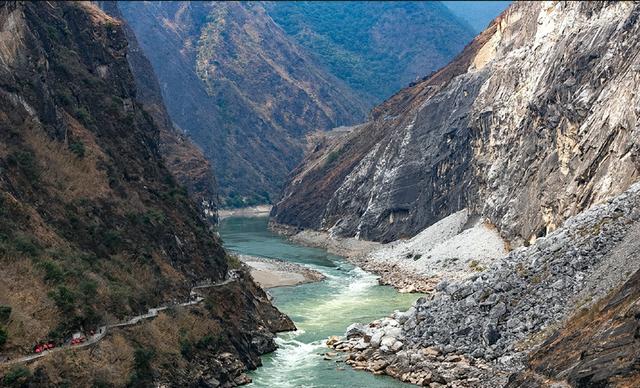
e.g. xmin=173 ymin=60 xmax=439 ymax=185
xmin=219 ymin=217 xmax=419 ymax=388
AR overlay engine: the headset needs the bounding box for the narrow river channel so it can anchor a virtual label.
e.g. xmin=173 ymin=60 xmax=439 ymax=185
xmin=219 ymin=216 xmax=418 ymax=388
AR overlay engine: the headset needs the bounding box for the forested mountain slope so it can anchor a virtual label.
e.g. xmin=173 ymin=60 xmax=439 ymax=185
xmin=98 ymin=0 xmax=219 ymax=222
xmin=265 ymin=1 xmax=475 ymax=102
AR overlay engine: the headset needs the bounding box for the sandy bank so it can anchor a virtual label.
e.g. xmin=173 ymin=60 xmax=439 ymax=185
xmin=238 ymin=254 xmax=325 ymax=289
xmin=218 ymin=205 xmax=272 ymax=220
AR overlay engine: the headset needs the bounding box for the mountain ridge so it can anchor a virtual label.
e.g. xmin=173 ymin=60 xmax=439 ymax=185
xmin=118 ymin=1 xmax=369 ymax=207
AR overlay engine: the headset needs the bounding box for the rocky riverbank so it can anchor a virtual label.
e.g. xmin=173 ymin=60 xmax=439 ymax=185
xmin=270 ymin=224 xmax=438 ymax=293
xmin=238 ymin=254 xmax=325 ymax=289
xmin=270 ymin=208 xmax=506 ymax=294
xmin=326 ymin=315 xmax=500 ymax=387
xmin=322 ymin=182 xmax=640 ymax=386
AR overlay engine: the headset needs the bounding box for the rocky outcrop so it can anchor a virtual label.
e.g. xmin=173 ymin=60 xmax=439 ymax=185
xmin=0 ymin=2 xmax=290 ymax=385
xmin=117 ymin=1 xmax=368 ymax=207
xmin=328 ymin=181 xmax=640 ymax=386
xmin=508 ymin=269 xmax=640 ymax=387
xmin=272 ymin=1 xmax=640 ymax=246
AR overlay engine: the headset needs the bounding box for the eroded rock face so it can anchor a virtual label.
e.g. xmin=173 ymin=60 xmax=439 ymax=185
xmin=273 ymin=1 xmax=640 ymax=246
xmin=508 ymin=269 xmax=640 ymax=387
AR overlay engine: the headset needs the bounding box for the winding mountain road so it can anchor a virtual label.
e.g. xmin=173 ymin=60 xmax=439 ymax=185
xmin=1 ymin=273 xmax=238 ymax=366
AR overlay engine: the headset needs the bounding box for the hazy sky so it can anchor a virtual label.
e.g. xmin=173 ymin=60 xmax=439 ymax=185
xmin=443 ymin=1 xmax=511 ymax=33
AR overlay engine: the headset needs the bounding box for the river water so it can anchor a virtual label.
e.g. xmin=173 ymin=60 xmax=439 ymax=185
xmin=219 ymin=217 xmax=418 ymax=388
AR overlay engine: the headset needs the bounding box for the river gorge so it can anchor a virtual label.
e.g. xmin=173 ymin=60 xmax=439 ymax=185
xmin=220 ymin=217 xmax=419 ymax=387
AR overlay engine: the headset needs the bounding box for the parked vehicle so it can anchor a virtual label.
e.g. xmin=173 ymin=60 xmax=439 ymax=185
xmin=33 ymin=342 xmax=56 ymax=353
xmin=70 ymin=336 xmax=86 ymax=345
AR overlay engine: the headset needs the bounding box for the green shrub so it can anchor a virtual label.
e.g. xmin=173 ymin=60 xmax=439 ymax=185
xmin=0 ymin=305 xmax=11 ymax=323
xmin=3 ymin=366 xmax=31 ymax=387
xmin=57 ymin=90 xmax=74 ymax=107
xmin=48 ymin=286 xmax=76 ymax=314
xmin=39 ymin=260 xmax=64 ymax=284
xmin=204 ymin=296 xmax=216 ymax=311
xmin=102 ymin=229 xmax=122 ymax=250
xmin=79 ymin=279 xmax=98 ymax=301
xmin=7 ymin=151 xmax=39 ymax=182
xmin=226 ymin=253 xmax=242 ymax=270
xmin=144 ymin=210 xmax=166 ymax=225
xmin=81 ymin=305 xmax=101 ymax=327
xmin=75 ymin=107 xmax=95 ymax=127
xmin=325 ymin=150 xmax=340 ymax=166
xmin=45 ymin=25 xmax=60 ymax=42
xmin=69 ymin=140 xmax=86 ymax=158
xmin=128 ymin=347 xmax=155 ymax=387
xmin=196 ymin=334 xmax=220 ymax=349
xmin=0 ymin=327 xmax=7 ymax=347
xmin=14 ymin=234 xmax=41 ymax=256
xmin=179 ymin=338 xmax=193 ymax=360
xmin=468 ymin=260 xmax=485 ymax=272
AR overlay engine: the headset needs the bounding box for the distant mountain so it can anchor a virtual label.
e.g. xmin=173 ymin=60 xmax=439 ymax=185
xmin=116 ymin=1 xmax=477 ymax=207
xmin=118 ymin=1 xmax=368 ymax=207
xmin=443 ymin=1 xmax=511 ymax=33
xmin=265 ymin=1 xmax=476 ymax=102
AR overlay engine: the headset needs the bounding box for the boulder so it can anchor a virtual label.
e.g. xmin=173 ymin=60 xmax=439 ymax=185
xmin=482 ymin=324 xmax=500 ymax=346
xmin=354 ymin=339 xmax=369 ymax=350
xmin=380 ymin=335 xmax=397 ymax=348
xmin=370 ymin=331 xmax=384 ymax=348
xmin=384 ymin=326 xmax=402 ymax=339
xmin=326 ymin=335 xmax=341 ymax=346
xmin=345 ymin=323 xmax=367 ymax=338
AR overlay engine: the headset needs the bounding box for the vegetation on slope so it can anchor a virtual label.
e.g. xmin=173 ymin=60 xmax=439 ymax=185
xmin=265 ymin=1 xmax=475 ymax=101
xmin=0 ymin=2 xmax=292 ymax=385
xmin=119 ymin=2 xmax=369 ymax=208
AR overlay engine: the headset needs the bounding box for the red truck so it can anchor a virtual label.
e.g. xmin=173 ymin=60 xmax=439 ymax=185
xmin=33 ymin=342 xmax=55 ymax=353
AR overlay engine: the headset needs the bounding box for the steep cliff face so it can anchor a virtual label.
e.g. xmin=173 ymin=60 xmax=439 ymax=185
xmin=273 ymin=1 xmax=640 ymax=245
xmin=117 ymin=1 xmax=368 ymax=207
xmin=98 ymin=1 xmax=219 ymax=222
xmin=0 ymin=2 xmax=290 ymax=385
xmin=264 ymin=1 xmax=476 ymax=102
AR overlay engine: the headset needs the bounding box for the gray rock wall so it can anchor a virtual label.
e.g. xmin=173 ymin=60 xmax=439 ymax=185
xmin=272 ymin=1 xmax=640 ymax=246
